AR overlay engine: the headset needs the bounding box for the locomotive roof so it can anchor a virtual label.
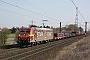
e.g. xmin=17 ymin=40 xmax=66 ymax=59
xmin=19 ymin=27 xmax=53 ymax=30
xmin=35 ymin=27 xmax=53 ymax=30
xmin=19 ymin=27 xmax=30 ymax=30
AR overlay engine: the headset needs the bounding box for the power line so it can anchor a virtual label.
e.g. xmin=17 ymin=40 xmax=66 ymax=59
xmin=0 ymin=9 xmax=40 ymax=19
xmin=71 ymin=0 xmax=77 ymax=8
xmin=0 ymin=0 xmax=55 ymax=20
xmin=0 ymin=9 xmax=26 ymax=16
xmin=78 ymin=10 xmax=87 ymax=21
xmin=22 ymin=0 xmax=44 ymax=12
xmin=0 ymin=0 xmax=44 ymax=17
xmin=22 ymin=0 xmax=59 ymax=20
xmin=71 ymin=0 xmax=87 ymax=22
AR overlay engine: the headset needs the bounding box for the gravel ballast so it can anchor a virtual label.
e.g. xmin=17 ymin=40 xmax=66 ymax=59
xmin=53 ymin=35 xmax=90 ymax=60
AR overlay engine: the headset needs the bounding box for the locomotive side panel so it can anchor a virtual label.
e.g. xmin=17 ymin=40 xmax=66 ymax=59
xmin=30 ymin=27 xmax=53 ymax=42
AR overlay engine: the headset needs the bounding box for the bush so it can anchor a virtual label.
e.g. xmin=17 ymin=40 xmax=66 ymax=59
xmin=0 ymin=31 xmax=7 ymax=47
xmin=0 ymin=29 xmax=11 ymax=47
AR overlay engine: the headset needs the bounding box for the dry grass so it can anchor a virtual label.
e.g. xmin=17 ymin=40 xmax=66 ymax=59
xmin=53 ymin=35 xmax=90 ymax=60
xmin=6 ymin=38 xmax=17 ymax=45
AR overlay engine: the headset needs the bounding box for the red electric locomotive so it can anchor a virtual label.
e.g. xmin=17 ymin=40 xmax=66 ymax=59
xmin=17 ymin=27 xmax=53 ymax=46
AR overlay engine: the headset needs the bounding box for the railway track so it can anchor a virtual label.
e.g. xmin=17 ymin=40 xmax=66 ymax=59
xmin=0 ymin=44 xmax=19 ymax=53
xmin=0 ymin=44 xmax=47 ymax=59
xmin=0 ymin=35 xmax=85 ymax=60
xmin=0 ymin=39 xmax=62 ymax=59
xmin=0 ymin=48 xmax=19 ymax=55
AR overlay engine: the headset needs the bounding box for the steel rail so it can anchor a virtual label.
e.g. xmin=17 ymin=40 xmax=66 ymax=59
xmin=2 ymin=39 xmax=67 ymax=60
xmin=2 ymin=35 xmax=85 ymax=60
xmin=0 ymin=48 xmax=20 ymax=56
xmin=2 ymin=38 xmax=74 ymax=60
xmin=18 ymin=40 xmax=72 ymax=60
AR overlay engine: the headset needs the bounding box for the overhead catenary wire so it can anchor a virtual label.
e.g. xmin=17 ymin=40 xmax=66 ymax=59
xmin=78 ymin=11 xmax=87 ymax=22
xmin=0 ymin=9 xmax=41 ymax=19
xmin=0 ymin=0 xmax=56 ymax=20
xmin=71 ymin=0 xmax=87 ymax=22
xmin=71 ymin=0 xmax=77 ymax=8
xmin=22 ymin=0 xmax=45 ymax=12
xmin=22 ymin=0 xmax=60 ymax=20
xmin=0 ymin=0 xmax=45 ymax=17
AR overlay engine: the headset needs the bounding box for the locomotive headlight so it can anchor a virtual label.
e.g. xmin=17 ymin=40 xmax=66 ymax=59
xmin=28 ymin=34 xmax=30 ymax=36
xmin=29 ymin=34 xmax=31 ymax=36
xmin=18 ymin=34 xmax=21 ymax=37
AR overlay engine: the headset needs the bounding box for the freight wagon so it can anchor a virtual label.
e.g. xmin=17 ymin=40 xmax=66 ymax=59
xmin=54 ymin=33 xmax=66 ymax=40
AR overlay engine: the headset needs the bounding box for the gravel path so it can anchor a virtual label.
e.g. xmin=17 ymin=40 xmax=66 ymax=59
xmin=53 ymin=35 xmax=90 ymax=60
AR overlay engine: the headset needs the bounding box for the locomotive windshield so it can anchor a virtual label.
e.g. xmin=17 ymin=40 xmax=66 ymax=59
xmin=20 ymin=30 xmax=30 ymax=33
xmin=26 ymin=30 xmax=30 ymax=33
xmin=54 ymin=33 xmax=57 ymax=37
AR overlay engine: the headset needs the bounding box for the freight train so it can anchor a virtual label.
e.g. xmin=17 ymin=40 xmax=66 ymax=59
xmin=17 ymin=26 xmax=85 ymax=47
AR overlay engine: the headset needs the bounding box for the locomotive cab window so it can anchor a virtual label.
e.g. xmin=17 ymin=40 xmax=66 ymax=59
xmin=20 ymin=30 xmax=30 ymax=33
xmin=20 ymin=30 xmax=25 ymax=33
xmin=26 ymin=30 xmax=30 ymax=33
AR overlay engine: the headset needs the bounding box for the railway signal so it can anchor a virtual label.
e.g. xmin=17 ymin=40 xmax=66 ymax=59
xmin=85 ymin=22 xmax=90 ymax=36
xmin=60 ymin=22 xmax=61 ymax=33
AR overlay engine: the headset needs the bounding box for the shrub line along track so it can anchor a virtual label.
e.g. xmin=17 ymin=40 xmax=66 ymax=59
xmin=1 ymin=35 xmax=85 ymax=60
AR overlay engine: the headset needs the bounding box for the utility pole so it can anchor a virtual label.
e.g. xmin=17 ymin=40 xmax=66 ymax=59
xmin=42 ymin=20 xmax=48 ymax=27
xmin=79 ymin=22 xmax=81 ymax=32
xmin=29 ymin=20 xmax=35 ymax=27
xmin=85 ymin=22 xmax=87 ymax=36
xmin=75 ymin=7 xmax=78 ymax=27
xmin=30 ymin=20 xmax=35 ymax=25
xmin=60 ymin=22 xmax=61 ymax=33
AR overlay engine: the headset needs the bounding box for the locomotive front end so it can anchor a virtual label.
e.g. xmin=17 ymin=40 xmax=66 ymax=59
xmin=17 ymin=28 xmax=30 ymax=45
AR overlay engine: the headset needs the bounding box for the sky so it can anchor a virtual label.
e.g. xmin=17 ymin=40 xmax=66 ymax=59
xmin=0 ymin=0 xmax=90 ymax=30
